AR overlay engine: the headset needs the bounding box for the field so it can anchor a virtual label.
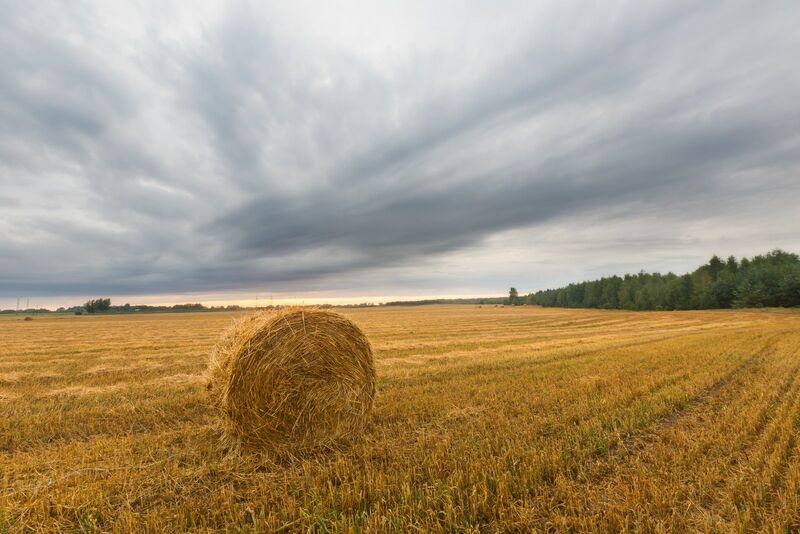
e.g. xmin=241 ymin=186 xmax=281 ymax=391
xmin=2 ymin=306 xmax=800 ymax=532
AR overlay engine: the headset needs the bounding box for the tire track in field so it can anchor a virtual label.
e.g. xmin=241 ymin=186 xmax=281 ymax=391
xmin=768 ymin=387 xmax=800 ymax=500
xmin=553 ymin=333 xmax=781 ymax=489
xmin=771 ymin=414 xmax=800 ymax=530
xmin=548 ymin=331 xmax=799 ymax=530
xmin=672 ymin=336 xmax=800 ymax=527
xmin=631 ymin=331 xmax=783 ymax=435
xmin=653 ymin=336 xmax=776 ymax=432
xmin=722 ymin=337 xmax=800 ymax=523
xmin=725 ymin=373 xmax=800 ymax=520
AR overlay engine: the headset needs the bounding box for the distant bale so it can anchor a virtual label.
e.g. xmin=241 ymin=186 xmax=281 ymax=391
xmin=23 ymin=316 xmax=33 ymax=321
xmin=206 ymin=308 xmax=376 ymax=455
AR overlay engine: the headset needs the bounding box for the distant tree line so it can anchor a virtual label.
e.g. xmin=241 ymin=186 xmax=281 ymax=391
xmin=382 ymin=297 xmax=508 ymax=306
xmin=529 ymin=249 xmax=800 ymax=310
xmin=75 ymin=301 xmax=241 ymax=314
xmin=97 ymin=302 xmax=243 ymax=313
xmin=0 ymin=302 xmax=277 ymax=314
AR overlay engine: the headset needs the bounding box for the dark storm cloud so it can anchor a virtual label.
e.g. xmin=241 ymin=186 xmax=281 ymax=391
xmin=1 ymin=1 xmax=799 ymax=302
xmin=218 ymin=100 xmax=796 ymax=261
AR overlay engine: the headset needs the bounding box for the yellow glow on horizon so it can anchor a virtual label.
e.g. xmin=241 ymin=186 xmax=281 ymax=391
xmin=23 ymin=293 xmax=507 ymax=311
xmin=135 ymin=293 xmax=502 ymax=308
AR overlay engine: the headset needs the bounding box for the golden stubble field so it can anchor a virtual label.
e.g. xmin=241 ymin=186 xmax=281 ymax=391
xmin=2 ymin=305 xmax=800 ymax=532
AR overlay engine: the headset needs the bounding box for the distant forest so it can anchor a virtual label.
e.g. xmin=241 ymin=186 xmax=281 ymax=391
xmin=382 ymin=297 xmax=507 ymax=306
xmin=530 ymin=249 xmax=800 ymax=310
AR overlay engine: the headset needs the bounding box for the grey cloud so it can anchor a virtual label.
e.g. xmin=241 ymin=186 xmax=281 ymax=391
xmin=1 ymin=0 xmax=799 ymax=302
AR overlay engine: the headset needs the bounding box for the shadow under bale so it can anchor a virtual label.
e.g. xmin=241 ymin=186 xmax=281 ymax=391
xmin=206 ymin=308 xmax=376 ymax=456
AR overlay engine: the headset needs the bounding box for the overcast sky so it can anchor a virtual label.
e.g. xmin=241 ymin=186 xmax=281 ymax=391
xmin=2 ymin=1 xmax=799 ymax=307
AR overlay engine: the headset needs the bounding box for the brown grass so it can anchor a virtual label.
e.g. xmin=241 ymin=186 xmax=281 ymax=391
xmin=1 ymin=306 xmax=800 ymax=531
xmin=206 ymin=308 xmax=375 ymax=456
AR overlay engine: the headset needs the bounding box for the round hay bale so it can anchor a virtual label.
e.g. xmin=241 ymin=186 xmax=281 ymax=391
xmin=206 ymin=308 xmax=375 ymax=454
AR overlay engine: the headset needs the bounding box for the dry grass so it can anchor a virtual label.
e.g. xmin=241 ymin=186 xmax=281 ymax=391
xmin=1 ymin=306 xmax=800 ymax=532
xmin=206 ymin=308 xmax=375 ymax=455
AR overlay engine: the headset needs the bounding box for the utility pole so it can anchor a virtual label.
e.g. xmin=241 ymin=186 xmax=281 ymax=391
xmin=255 ymin=295 xmax=259 ymax=309
xmin=16 ymin=297 xmax=20 ymax=315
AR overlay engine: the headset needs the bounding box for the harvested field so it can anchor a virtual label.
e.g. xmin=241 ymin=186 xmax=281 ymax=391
xmin=2 ymin=306 xmax=800 ymax=532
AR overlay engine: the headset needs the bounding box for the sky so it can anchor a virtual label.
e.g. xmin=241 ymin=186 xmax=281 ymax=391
xmin=1 ymin=1 xmax=799 ymax=309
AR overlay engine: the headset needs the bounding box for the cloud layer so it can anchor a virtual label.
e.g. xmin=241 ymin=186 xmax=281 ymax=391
xmin=1 ymin=1 xmax=799 ymax=304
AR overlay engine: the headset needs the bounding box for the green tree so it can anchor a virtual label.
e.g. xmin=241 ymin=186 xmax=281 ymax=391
xmin=725 ymin=255 xmax=738 ymax=274
xmin=508 ymin=287 xmax=519 ymax=305
xmin=707 ymin=255 xmax=724 ymax=281
xmin=84 ymin=298 xmax=111 ymax=313
xmin=778 ymin=272 xmax=800 ymax=307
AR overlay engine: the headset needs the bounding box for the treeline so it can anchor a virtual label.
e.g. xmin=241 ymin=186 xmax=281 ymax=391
xmin=0 ymin=302 xmax=249 ymax=315
xmin=84 ymin=302 xmax=246 ymax=314
xmin=530 ymin=249 xmax=800 ymax=310
xmin=383 ymin=297 xmax=507 ymax=306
